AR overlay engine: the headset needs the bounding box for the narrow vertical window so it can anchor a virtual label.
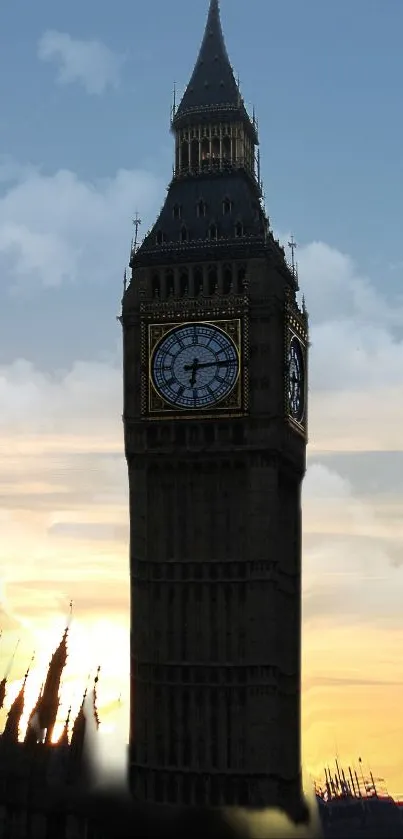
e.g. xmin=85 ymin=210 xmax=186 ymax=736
xmin=179 ymin=268 xmax=188 ymax=297
xmin=208 ymin=266 xmax=217 ymax=296
xmin=152 ymin=274 xmax=160 ymax=297
xmin=165 ymin=269 xmax=174 ymax=298
xmin=197 ymin=200 xmax=206 ymax=217
xmin=223 ymin=264 xmax=232 ymax=294
xmin=181 ymin=140 xmax=189 ymax=169
xmin=235 ymin=221 xmax=243 ymax=238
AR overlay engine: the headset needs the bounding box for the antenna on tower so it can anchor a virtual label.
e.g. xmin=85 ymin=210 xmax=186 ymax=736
xmin=172 ymin=82 xmax=177 ymax=122
xmin=288 ymin=234 xmax=298 ymax=277
xmin=132 ymin=212 xmax=142 ymax=253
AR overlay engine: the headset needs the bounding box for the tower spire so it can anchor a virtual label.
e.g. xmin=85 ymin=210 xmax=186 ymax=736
xmin=172 ymin=0 xmax=253 ymax=132
xmin=91 ymin=665 xmax=101 ymax=730
xmin=30 ymin=622 xmax=69 ymax=745
xmin=2 ymin=654 xmax=34 ymax=742
xmin=58 ymin=705 xmax=71 ymax=746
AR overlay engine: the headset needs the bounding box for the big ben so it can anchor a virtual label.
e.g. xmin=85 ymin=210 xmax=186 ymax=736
xmin=121 ymin=0 xmax=308 ymax=822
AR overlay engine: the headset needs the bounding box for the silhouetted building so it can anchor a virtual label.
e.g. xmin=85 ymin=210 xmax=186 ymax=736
xmin=0 ymin=628 xmax=101 ymax=837
xmin=122 ymin=0 xmax=308 ymax=820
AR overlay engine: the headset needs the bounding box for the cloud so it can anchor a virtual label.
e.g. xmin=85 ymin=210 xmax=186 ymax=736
xmin=37 ymin=31 xmax=124 ymax=95
xmin=274 ymin=235 xmax=403 ymax=452
xmin=0 ymin=359 xmax=121 ymax=435
xmin=309 ymin=451 xmax=403 ymax=497
xmin=48 ymin=522 xmax=127 ymax=543
xmin=0 ymin=166 xmax=162 ymax=293
xmin=295 ymin=239 xmax=403 ymax=328
xmin=302 ymin=462 xmax=403 ymax=626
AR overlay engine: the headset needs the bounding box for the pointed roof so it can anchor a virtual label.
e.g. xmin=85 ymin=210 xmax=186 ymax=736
xmin=58 ymin=705 xmax=71 ymax=747
xmin=69 ymin=688 xmax=87 ymax=762
xmin=38 ymin=625 xmax=68 ymax=734
xmin=2 ymin=660 xmax=31 ymax=741
xmin=173 ymin=0 xmax=254 ymax=133
xmin=24 ymin=680 xmax=44 ymax=745
xmin=92 ymin=666 xmax=101 ymax=730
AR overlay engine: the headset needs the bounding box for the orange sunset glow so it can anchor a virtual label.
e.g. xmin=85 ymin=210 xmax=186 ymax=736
xmin=1 ymin=349 xmax=403 ymax=794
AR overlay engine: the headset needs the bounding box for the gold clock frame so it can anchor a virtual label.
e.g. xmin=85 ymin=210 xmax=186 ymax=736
xmin=142 ymin=317 xmax=248 ymax=420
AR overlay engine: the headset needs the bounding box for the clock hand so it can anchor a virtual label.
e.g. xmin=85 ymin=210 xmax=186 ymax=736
xmin=184 ymin=358 xmax=199 ymax=387
xmin=183 ymin=359 xmax=231 ymax=373
xmin=183 ymin=358 xmax=232 ymax=387
xmin=184 ymin=359 xmax=199 ymax=372
xmin=195 ymin=360 xmax=231 ymax=370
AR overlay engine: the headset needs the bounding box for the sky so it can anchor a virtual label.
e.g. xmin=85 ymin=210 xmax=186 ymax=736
xmin=0 ymin=0 xmax=403 ymax=799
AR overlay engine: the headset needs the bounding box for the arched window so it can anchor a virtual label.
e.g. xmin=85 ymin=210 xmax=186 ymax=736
xmin=223 ymin=197 xmax=232 ymax=215
xmin=208 ymin=266 xmax=217 ymax=296
xmin=223 ymin=264 xmax=232 ymax=294
xmin=179 ymin=268 xmax=188 ymax=297
xmin=173 ymin=204 xmax=182 ymax=220
xmin=197 ymin=199 xmax=206 ymax=217
xmin=190 ymin=138 xmax=199 ymax=169
xmin=156 ymin=230 xmax=165 ymax=245
xmin=181 ymin=140 xmax=189 ymax=170
xmin=222 ymin=136 xmax=231 ymax=161
xmin=211 ymin=136 xmax=220 ymax=159
xmin=201 ymin=137 xmax=210 ymax=169
xmin=201 ymin=137 xmax=210 ymax=158
xmin=194 ymin=267 xmax=203 ymax=295
xmin=237 ymin=264 xmax=246 ymax=293
xmin=180 ymin=226 xmax=188 ymax=243
xmin=165 ymin=269 xmax=174 ymax=297
xmin=152 ymin=274 xmax=160 ymax=298
xmin=235 ymin=221 xmax=244 ymax=238
xmin=209 ymin=223 xmax=218 ymax=240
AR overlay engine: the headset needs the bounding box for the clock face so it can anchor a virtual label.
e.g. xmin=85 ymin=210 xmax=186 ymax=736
xmin=151 ymin=322 xmax=240 ymax=411
xmin=288 ymin=337 xmax=305 ymax=423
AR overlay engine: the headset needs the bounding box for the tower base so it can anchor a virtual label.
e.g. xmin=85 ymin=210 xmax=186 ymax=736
xmin=129 ymin=766 xmax=310 ymax=827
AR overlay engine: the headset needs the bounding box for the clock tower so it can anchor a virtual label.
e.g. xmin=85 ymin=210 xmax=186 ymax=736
xmin=122 ymin=0 xmax=308 ymax=822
